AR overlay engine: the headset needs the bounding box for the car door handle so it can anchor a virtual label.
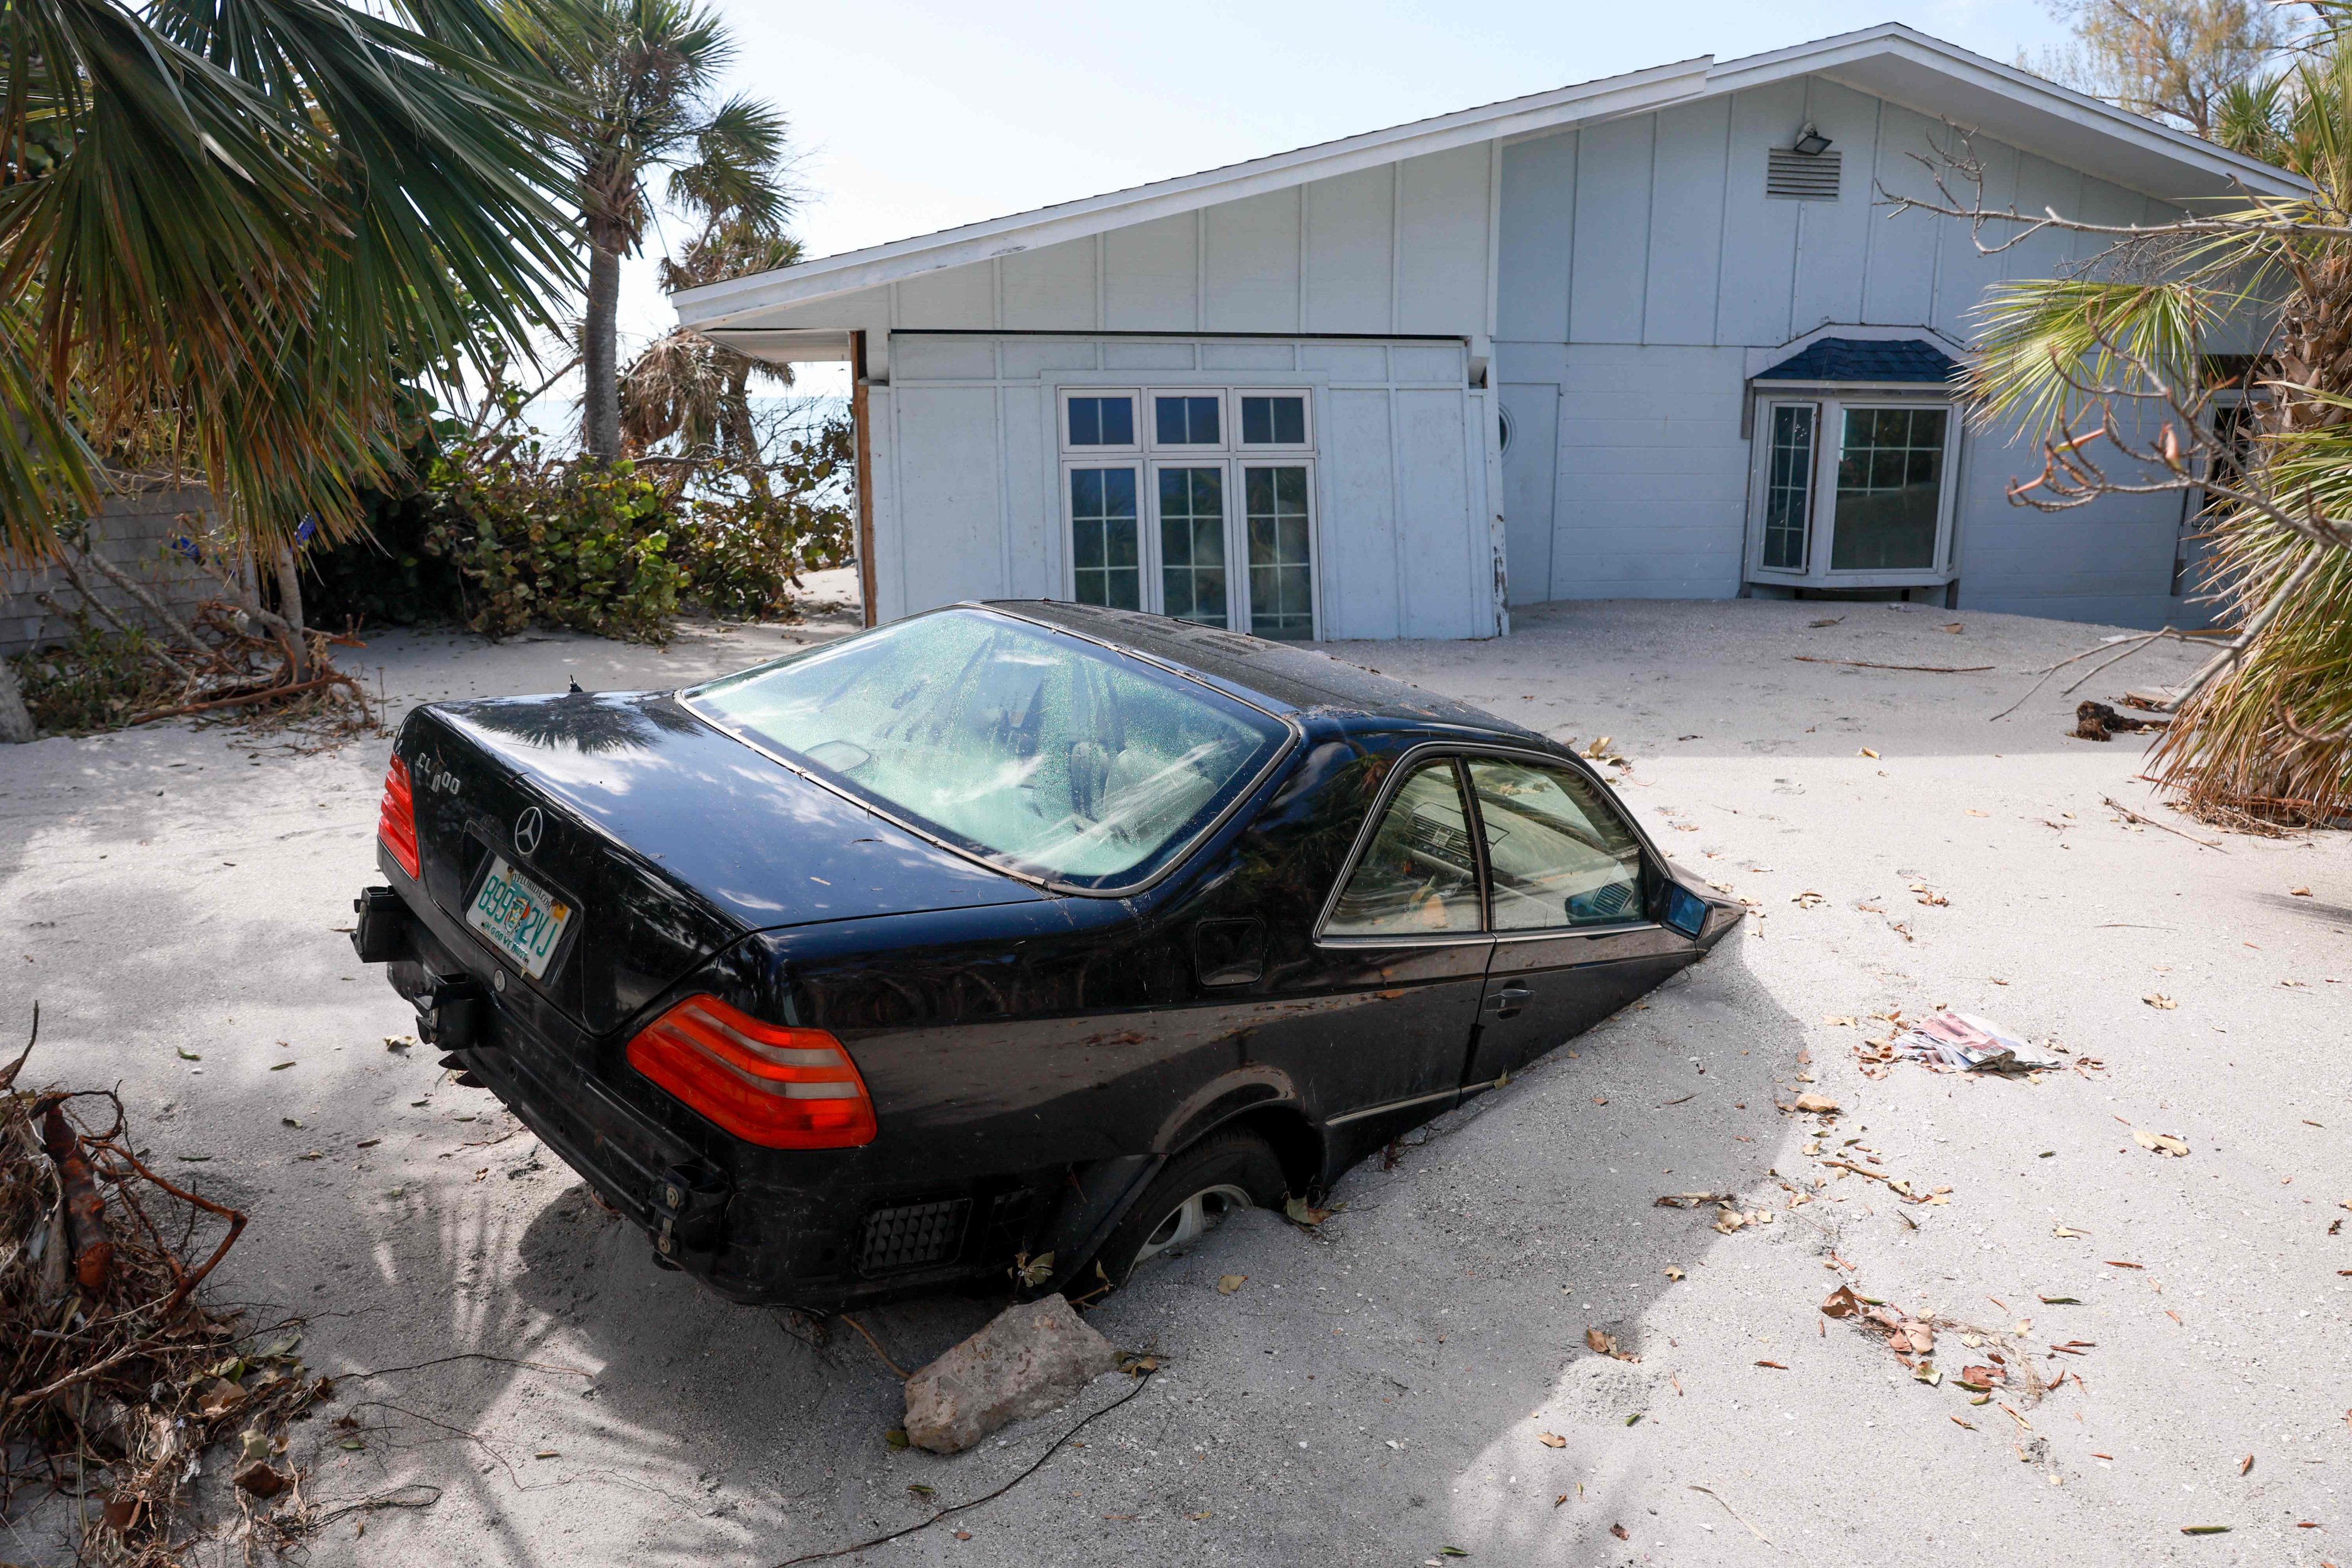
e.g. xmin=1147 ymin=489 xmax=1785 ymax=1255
xmin=1483 ymin=986 xmax=1533 ymax=1018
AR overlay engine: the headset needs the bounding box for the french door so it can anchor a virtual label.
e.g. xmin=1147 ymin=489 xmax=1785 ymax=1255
xmin=1062 ymin=457 xmax=1319 ymax=639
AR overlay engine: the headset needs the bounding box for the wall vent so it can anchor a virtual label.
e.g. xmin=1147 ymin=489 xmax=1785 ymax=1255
xmin=1766 ymin=148 xmax=1843 ymax=201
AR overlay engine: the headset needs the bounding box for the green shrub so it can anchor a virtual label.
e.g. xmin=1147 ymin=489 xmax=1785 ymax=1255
xmin=419 ymin=441 xmax=685 ymax=644
xmin=302 ymin=414 xmax=854 ymax=640
xmin=669 ymin=421 xmax=855 ymax=620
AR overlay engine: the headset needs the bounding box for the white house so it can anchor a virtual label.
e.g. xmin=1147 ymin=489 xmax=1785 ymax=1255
xmin=669 ymin=23 xmax=2293 ymax=639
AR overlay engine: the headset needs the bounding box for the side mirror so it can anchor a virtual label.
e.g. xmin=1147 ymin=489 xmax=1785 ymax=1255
xmin=1662 ymin=882 xmax=1708 ymax=939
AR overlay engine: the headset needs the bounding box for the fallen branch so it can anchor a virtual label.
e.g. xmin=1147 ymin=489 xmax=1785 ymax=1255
xmin=128 ymin=669 xmax=348 ymax=725
xmin=69 ymin=539 xmax=213 ymax=658
xmin=2100 ymin=794 xmax=2225 ymax=852
xmin=303 ymin=1482 xmax=442 ymax=1529
xmin=92 ymin=1138 xmax=249 ymax=1314
xmin=837 ymin=1314 xmax=912 ymax=1380
xmin=1793 ymin=656 xmax=1994 ymax=673
xmin=1991 ymin=629 xmax=2185 ymax=723
xmin=770 ymin=1368 xmax=1158 ymax=1566
xmin=36 ymin=586 xmax=203 ymax=689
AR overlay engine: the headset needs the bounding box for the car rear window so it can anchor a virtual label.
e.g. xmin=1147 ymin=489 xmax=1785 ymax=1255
xmin=685 ymin=608 xmax=1289 ymax=889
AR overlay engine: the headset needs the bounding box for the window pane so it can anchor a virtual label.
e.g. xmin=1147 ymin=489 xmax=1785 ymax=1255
xmin=1241 ymin=395 xmax=1307 ymax=445
xmin=1830 ymin=406 xmax=1946 ymax=571
xmin=1467 ymin=758 xmax=1643 ymax=930
xmin=689 ymin=608 xmax=1287 ymax=887
xmin=1155 ymin=395 xmax=1220 ymax=445
xmin=1762 ymin=404 xmax=1814 ymax=571
xmin=1158 ymin=466 xmax=1227 ymax=626
xmin=1244 ymin=464 xmax=1314 ymax=640
xmin=1070 ymin=468 xmax=1140 ymax=610
xmin=1067 ymin=396 xmax=1134 ymax=447
xmin=1324 ymin=761 xmax=1482 ymax=936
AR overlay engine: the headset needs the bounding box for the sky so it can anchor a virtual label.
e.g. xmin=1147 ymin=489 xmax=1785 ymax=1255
xmin=587 ymin=1 xmax=2083 ymax=414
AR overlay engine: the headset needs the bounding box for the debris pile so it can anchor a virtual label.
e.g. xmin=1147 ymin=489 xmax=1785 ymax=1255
xmin=2072 ymin=700 xmax=2168 ymax=743
xmin=1820 ymin=1284 xmax=2056 ymax=1405
xmin=1836 ymin=1010 xmax=2095 ymax=1081
xmin=1887 ymin=1012 xmax=2053 ymax=1075
xmin=1 ymin=1016 xmax=325 ymax=1560
xmin=16 ymin=530 xmax=376 ymax=737
xmin=1654 ymin=1191 xmax=1778 ymax=1235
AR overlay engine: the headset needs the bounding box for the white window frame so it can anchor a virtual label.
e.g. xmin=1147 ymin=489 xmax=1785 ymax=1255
xmin=1744 ymin=387 xmax=1963 ymax=590
xmin=1057 ymin=387 xmax=1142 ymax=454
xmin=1059 ymin=459 xmax=1146 ymax=613
xmin=1234 ymin=388 xmax=1315 ymax=451
xmin=1148 ymin=457 xmax=1237 ymax=629
xmin=1057 ymin=383 xmax=1324 ymax=640
xmin=1145 ymin=388 xmax=1230 ymax=452
xmin=1235 ymin=457 xmax=1323 ymax=641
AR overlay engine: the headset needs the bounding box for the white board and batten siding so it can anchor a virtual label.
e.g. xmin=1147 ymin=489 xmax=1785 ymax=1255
xmin=834 ymin=145 xmax=1506 ymax=639
xmin=1493 ymin=75 xmax=2207 ymax=627
xmin=872 ymin=336 xmax=1495 ymax=640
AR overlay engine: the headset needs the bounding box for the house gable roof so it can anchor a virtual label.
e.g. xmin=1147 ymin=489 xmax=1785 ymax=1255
xmin=671 ymin=21 xmax=2300 ymax=333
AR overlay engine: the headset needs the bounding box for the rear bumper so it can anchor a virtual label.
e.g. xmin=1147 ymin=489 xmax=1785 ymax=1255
xmin=368 ymin=866 xmax=1029 ymax=1312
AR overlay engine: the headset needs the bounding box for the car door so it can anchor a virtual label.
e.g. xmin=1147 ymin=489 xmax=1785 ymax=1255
xmin=1257 ymin=755 xmax=1491 ymax=1131
xmin=1460 ymin=752 xmax=1694 ymax=1086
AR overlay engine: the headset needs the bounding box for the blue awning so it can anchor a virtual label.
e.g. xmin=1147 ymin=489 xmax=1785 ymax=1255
xmin=1755 ymin=337 xmax=1960 ymax=384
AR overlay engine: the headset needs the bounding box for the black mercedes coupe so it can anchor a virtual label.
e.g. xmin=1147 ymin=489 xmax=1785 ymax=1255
xmin=353 ymin=601 xmax=1740 ymax=1310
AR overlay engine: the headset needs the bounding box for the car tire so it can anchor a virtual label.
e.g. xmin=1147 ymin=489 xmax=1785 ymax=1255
xmin=1083 ymin=1130 xmax=1287 ymax=1294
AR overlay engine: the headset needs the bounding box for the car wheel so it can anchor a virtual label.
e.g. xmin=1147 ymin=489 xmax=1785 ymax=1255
xmin=1087 ymin=1130 xmax=1286 ymax=1292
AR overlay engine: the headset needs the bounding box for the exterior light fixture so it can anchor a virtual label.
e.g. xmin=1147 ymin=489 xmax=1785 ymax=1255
xmin=1793 ymin=122 xmax=1833 ymax=156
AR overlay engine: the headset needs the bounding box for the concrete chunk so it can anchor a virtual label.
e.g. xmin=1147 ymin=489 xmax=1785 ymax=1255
xmin=901 ymin=1295 xmax=1119 ymax=1454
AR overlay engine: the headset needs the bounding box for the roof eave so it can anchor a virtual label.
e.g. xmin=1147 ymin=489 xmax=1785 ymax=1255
xmin=671 ymin=55 xmax=1716 ymax=329
xmin=674 ymin=21 xmax=2305 ymax=331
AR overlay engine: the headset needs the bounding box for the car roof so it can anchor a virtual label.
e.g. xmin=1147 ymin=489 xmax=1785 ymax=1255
xmin=981 ymin=600 xmax=1548 ymax=740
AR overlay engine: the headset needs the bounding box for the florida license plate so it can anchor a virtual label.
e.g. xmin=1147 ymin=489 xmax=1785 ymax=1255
xmin=466 ymin=856 xmax=573 ymax=980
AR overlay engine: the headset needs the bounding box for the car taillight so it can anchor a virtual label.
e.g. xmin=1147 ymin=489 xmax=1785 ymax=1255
xmin=627 ymin=995 xmax=877 ymax=1149
xmin=377 ymin=755 xmax=420 ymax=879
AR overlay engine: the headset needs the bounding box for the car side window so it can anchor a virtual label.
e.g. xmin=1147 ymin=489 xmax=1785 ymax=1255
xmin=1466 ymin=758 xmax=1644 ymax=930
xmin=1324 ymin=760 xmax=1483 ymax=937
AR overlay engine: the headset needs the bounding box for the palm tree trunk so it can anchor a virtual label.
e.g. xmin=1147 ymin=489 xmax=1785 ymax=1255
xmin=584 ymin=242 xmax=623 ymax=461
xmin=722 ymin=360 xmax=770 ymax=500
xmin=273 ymin=545 xmax=307 ymax=681
xmin=0 ymin=658 xmax=35 ymax=743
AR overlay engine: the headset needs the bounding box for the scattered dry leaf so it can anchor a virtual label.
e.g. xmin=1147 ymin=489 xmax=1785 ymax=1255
xmin=1538 ymin=1431 xmax=1567 ymax=1449
xmin=2143 ymin=994 xmax=2177 ymax=1010
xmin=1216 ymin=1275 xmax=1246 ymax=1295
xmin=2132 ymin=1129 xmax=2190 ymax=1157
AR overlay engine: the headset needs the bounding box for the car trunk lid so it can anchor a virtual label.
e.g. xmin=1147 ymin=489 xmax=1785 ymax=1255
xmin=400 ymin=691 xmax=1047 ymax=1034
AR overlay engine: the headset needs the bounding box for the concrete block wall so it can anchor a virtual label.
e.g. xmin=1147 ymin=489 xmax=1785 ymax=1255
xmin=1 ymin=489 xmax=219 ymax=659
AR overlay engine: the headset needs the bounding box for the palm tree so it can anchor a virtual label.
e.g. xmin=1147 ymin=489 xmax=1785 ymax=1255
xmin=0 ymin=0 xmax=583 ymax=738
xmin=621 ymin=211 xmax=802 ymax=489
xmin=1 ymin=0 xmax=580 ymax=553
xmin=1942 ymin=22 xmax=2352 ymax=823
xmin=538 ymin=0 xmax=790 ymax=461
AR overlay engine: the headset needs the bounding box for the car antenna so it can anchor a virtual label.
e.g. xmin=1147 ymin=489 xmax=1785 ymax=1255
xmin=567 ymin=677 xmax=586 ymax=695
